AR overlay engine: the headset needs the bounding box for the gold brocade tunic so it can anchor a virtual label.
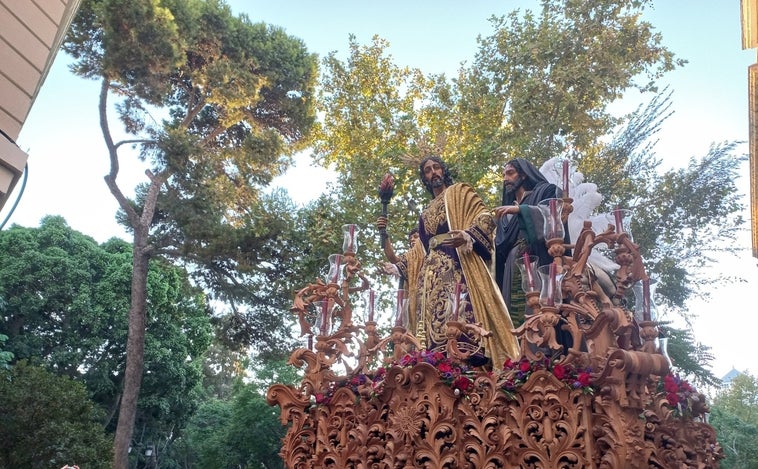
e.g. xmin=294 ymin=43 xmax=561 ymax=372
xmin=397 ymin=183 xmax=520 ymax=367
xmin=394 ymin=238 xmax=425 ymax=334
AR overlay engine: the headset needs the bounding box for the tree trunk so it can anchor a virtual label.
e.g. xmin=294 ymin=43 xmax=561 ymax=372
xmin=98 ymin=75 xmax=166 ymax=469
xmin=112 ymin=239 xmax=150 ymax=469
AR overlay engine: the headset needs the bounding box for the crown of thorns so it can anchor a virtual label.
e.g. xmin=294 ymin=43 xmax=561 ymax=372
xmin=399 ymin=132 xmax=448 ymax=168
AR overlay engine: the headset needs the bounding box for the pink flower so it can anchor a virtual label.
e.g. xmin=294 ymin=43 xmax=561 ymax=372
xmin=519 ymin=360 xmax=531 ymax=372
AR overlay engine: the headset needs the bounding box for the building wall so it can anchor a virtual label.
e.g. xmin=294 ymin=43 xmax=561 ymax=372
xmin=0 ymin=0 xmax=82 ymax=210
xmin=742 ymin=0 xmax=758 ymax=257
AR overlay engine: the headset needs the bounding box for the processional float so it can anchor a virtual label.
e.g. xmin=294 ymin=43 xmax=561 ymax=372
xmin=267 ymin=163 xmax=722 ymax=468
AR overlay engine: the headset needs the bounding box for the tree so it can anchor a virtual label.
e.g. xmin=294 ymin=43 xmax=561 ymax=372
xmin=658 ymin=322 xmax=718 ymax=387
xmin=173 ymin=398 xmax=235 ymax=468
xmin=224 ymin=380 xmax=289 ymax=468
xmin=465 ymin=0 xmax=683 ymax=164
xmin=311 ymin=34 xmax=434 ymax=246
xmin=63 ymin=0 xmax=318 ymax=466
xmin=313 ymin=0 xmax=685 ymax=243
xmin=710 ymin=372 xmax=758 ymax=468
xmin=0 ymin=361 xmax=113 ymax=468
xmin=0 ymin=216 xmax=214 ymax=462
xmin=310 ymin=0 xmax=745 ymax=382
xmin=0 ymin=332 xmax=12 ymax=369
xmin=174 ymin=358 xmax=298 ymax=468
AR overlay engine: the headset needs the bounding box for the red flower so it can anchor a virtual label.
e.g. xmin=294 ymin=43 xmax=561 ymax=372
xmin=453 ymin=376 xmax=472 ymax=392
xmin=577 ymin=372 xmax=591 ymax=387
xmin=663 ymin=375 xmax=679 ymax=393
xmin=666 ymin=392 xmax=680 ymax=406
xmin=503 ymin=359 xmax=514 ymax=369
xmin=553 ymin=364 xmax=566 ymax=380
xmin=519 ymin=360 xmax=532 ymax=372
xmin=438 ymin=362 xmax=453 ymax=373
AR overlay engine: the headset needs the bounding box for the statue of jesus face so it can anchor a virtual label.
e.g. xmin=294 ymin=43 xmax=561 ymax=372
xmin=419 ymin=156 xmax=451 ymax=194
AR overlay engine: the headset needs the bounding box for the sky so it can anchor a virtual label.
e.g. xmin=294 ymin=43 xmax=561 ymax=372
xmin=3 ymin=0 xmax=756 ymax=380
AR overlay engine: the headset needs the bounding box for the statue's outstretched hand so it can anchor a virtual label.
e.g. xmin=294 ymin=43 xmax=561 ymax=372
xmin=493 ymin=204 xmax=519 ymax=218
xmin=380 ymin=261 xmax=400 ymax=277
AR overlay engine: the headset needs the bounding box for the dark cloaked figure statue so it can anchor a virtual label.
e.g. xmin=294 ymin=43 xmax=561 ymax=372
xmin=494 ymin=158 xmax=562 ymax=309
xmin=493 ymin=157 xmax=578 ymax=353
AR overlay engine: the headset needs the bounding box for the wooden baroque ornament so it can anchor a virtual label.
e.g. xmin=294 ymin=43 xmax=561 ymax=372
xmin=267 ymin=199 xmax=723 ymax=468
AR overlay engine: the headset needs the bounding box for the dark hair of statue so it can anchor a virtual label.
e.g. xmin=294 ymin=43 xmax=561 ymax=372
xmin=418 ymin=155 xmax=455 ymax=195
xmin=506 ymin=159 xmax=539 ymax=191
xmin=501 ymin=158 xmax=552 ymax=205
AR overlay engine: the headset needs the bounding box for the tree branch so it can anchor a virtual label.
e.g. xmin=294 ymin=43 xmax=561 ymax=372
xmin=181 ymin=94 xmax=206 ymax=128
xmin=114 ymin=139 xmax=157 ymax=150
xmin=100 ymin=78 xmax=140 ymax=227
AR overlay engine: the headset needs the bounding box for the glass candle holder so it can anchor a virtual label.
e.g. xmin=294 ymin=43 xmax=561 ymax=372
xmin=612 ymin=208 xmax=633 ymax=240
xmin=363 ymin=288 xmax=377 ymax=323
xmin=537 ymin=263 xmax=565 ymax=307
xmin=553 ymin=156 xmax=571 ymax=198
xmin=313 ymin=298 xmax=332 ymax=336
xmin=394 ymin=289 xmax=409 ymax=328
xmin=632 ymin=278 xmax=658 ymax=322
xmin=326 ymin=253 xmax=344 ymax=284
xmin=538 ymin=198 xmax=565 ymax=240
xmin=516 ymin=253 xmax=541 ymax=293
xmin=596 ymin=208 xmax=633 ymax=241
xmin=446 ymin=282 xmax=467 ymax=321
xmin=342 ymin=224 xmax=360 ymax=254
xmin=655 ymin=337 xmax=673 ymax=368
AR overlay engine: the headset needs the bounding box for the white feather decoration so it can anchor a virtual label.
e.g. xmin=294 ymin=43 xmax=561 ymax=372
xmin=539 ymin=156 xmax=619 ymax=272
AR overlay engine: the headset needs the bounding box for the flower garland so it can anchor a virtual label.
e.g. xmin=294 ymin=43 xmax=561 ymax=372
xmin=314 ymin=373 xmax=375 ymax=405
xmin=397 ymin=350 xmax=475 ymax=394
xmin=314 ymin=350 xmax=474 ymax=405
xmin=313 ymin=351 xmax=594 ymax=405
xmin=498 ymin=356 xmax=594 ymax=399
xmin=658 ymin=373 xmax=700 ymax=418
